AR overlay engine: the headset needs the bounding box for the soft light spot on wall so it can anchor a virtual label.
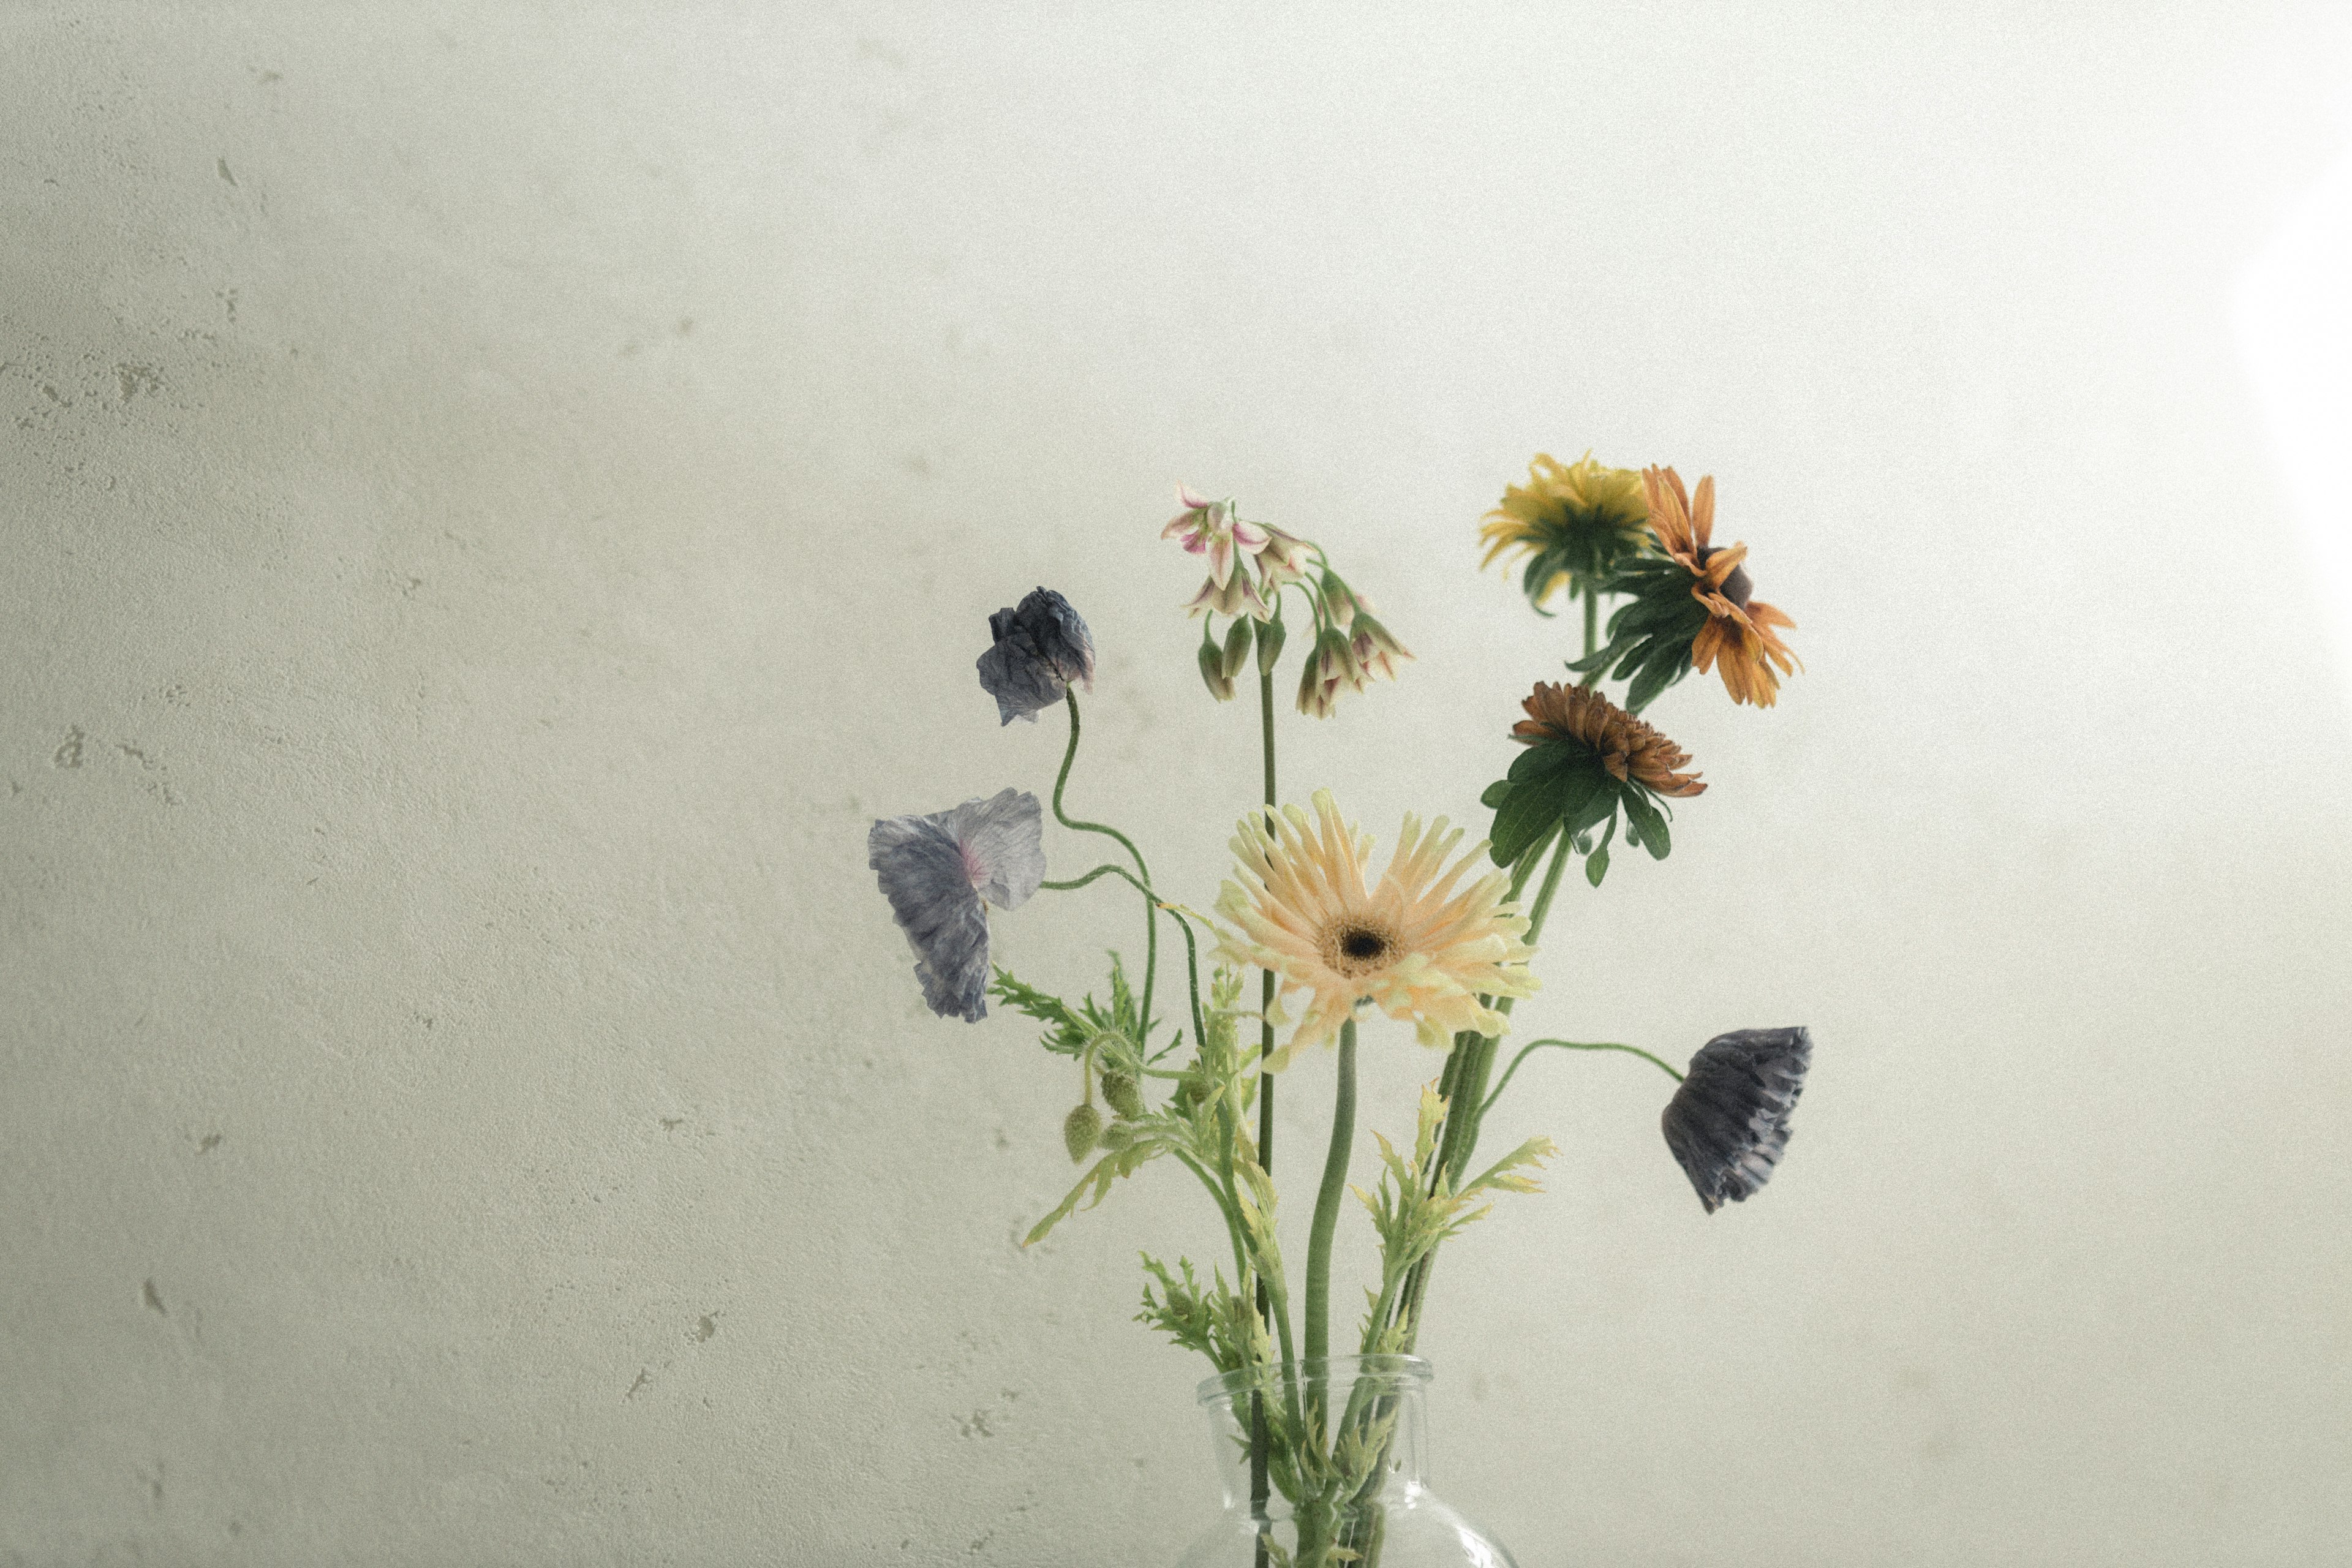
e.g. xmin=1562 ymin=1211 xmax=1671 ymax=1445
xmin=2236 ymin=139 xmax=2352 ymax=710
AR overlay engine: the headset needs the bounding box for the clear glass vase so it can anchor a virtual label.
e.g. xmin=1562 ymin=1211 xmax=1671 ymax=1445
xmin=1172 ymin=1355 xmax=1519 ymax=1568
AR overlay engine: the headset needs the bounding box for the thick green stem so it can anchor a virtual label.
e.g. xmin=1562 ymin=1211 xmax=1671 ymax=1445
xmin=1302 ymin=1018 xmax=1358 ymax=1423
xmin=1389 ymin=830 xmax=1577 ymax=1359
xmin=1581 ymin=581 xmax=1599 ymax=668
xmin=1052 ymin=691 xmax=1159 ymax=1034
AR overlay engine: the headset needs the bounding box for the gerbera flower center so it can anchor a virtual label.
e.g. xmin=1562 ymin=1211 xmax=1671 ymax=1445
xmin=1694 ymin=546 xmax=1753 ymax=610
xmin=1325 ymin=919 xmax=1400 ymax=978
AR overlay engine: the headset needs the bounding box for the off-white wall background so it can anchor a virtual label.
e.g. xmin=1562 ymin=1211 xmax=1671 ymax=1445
xmin=5 ymin=5 xmax=2350 ymax=1564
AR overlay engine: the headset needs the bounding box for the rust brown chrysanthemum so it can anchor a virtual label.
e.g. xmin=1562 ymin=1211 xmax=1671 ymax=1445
xmin=1640 ymin=466 xmax=1799 ymax=708
xmin=1512 ymin=682 xmax=1706 ymax=797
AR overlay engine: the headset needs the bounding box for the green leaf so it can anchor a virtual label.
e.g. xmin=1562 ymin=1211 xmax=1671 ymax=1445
xmin=1479 ymin=778 xmax=1514 ymax=810
xmin=1583 ymin=816 xmax=1616 ymax=888
xmin=1561 ymin=770 xmax=1620 ymax=839
xmin=1506 ymin=738 xmax=1581 ymax=784
xmin=1620 ymin=788 xmax=1671 ymax=860
xmin=1564 ymin=644 xmax=1615 ymax=675
xmin=1624 ymin=639 xmax=1692 ymax=713
xmin=1488 ymin=774 xmax=1567 ymax=868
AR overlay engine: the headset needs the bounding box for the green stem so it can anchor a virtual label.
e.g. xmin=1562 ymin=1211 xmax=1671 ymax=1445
xmin=1053 ymin=691 xmax=1159 ymax=1035
xmin=1478 ymin=1039 xmax=1683 ymax=1118
xmin=1581 ymin=580 xmax=1599 ymax=668
xmin=1387 ymin=829 xmax=1577 ymax=1360
xmin=1253 ymin=660 xmax=1279 ymax=1566
xmin=1302 ymin=1018 xmax=1358 ymax=1425
xmin=1440 ymin=831 xmax=1574 ymax=1185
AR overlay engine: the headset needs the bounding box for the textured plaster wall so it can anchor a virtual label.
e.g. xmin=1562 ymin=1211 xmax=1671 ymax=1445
xmin=5 ymin=5 xmax=2351 ymax=1565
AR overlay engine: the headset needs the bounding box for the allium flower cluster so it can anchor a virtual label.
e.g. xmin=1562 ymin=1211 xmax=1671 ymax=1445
xmin=1165 ymin=485 xmax=1316 ymax=621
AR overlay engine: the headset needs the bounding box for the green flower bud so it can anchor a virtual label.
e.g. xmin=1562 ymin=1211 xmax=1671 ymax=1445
xmin=1197 ymin=631 xmax=1237 ymax=702
xmin=1255 ymin=609 xmax=1287 ymax=674
xmin=1097 ymin=1121 xmax=1136 ymax=1152
xmin=1174 ymin=1071 xmax=1207 ymax=1111
xmin=1101 ymin=1069 xmax=1145 ymax=1120
xmin=1220 ymin=616 xmax=1254 ymax=680
xmin=1063 ymin=1103 xmax=1104 ymax=1163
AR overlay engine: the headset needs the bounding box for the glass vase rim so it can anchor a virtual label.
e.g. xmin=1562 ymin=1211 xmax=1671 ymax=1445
xmin=1194 ymin=1353 xmax=1434 ymax=1406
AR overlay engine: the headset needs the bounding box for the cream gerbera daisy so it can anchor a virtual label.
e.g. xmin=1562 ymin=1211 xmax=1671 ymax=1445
xmin=1215 ymin=790 xmax=1538 ymax=1067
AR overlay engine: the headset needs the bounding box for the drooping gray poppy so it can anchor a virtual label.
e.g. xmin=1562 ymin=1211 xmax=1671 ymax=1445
xmin=1660 ymin=1026 xmax=1811 ymax=1213
xmin=976 ymin=588 xmax=1096 ymax=725
xmin=868 ymin=788 xmax=1046 ymax=1020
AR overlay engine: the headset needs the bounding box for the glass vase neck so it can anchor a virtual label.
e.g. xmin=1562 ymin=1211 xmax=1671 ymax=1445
xmin=1196 ymin=1354 xmax=1432 ymax=1517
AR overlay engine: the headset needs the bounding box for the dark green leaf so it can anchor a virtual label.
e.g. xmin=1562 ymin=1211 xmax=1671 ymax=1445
xmin=1583 ymin=816 xmax=1616 ymax=888
xmin=1489 ymin=776 xmax=1566 ymax=868
xmin=1566 ymin=777 xmax=1621 ymax=838
xmin=1479 ymin=778 xmax=1514 ymax=810
xmin=1624 ymin=640 xmax=1692 ymax=713
xmin=1507 ymin=738 xmax=1582 ymax=784
xmin=1621 ymin=788 xmax=1671 ymax=860
xmin=1520 ymin=553 xmax=1564 ymax=616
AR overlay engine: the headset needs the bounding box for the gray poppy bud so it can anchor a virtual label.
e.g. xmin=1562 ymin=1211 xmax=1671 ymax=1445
xmin=1100 ymin=1069 xmax=1144 ymax=1120
xmin=1063 ymin=1103 xmax=1105 ymax=1164
xmin=1660 ymin=1027 xmax=1811 ymax=1213
xmin=976 ymin=587 xmax=1097 ymax=725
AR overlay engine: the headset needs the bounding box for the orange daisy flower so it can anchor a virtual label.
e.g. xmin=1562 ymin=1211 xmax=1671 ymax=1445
xmin=1640 ymin=467 xmax=1799 ymax=707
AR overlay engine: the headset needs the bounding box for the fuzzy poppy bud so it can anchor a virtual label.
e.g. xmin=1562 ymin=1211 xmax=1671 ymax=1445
xmin=1097 ymin=1121 xmax=1136 ymax=1153
xmin=1197 ymin=633 xmax=1237 ymax=702
xmin=1100 ymin=1069 xmax=1145 ymax=1120
xmin=1174 ymin=1071 xmax=1207 ymax=1111
xmin=1063 ymin=1103 xmax=1105 ymax=1164
xmin=1220 ymin=616 xmax=1254 ymax=681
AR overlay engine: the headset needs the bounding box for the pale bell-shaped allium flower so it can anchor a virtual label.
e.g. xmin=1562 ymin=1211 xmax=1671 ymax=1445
xmin=1348 ymin=612 xmax=1412 ymax=685
xmin=1254 ymin=522 xmax=1316 ymax=592
xmin=868 ymin=788 xmax=1046 ymax=1021
xmin=1185 ymin=569 xmax=1273 ymax=622
xmin=1660 ymin=1027 xmax=1812 ymax=1212
xmin=975 ymin=587 xmax=1096 ymax=725
xmin=1164 ymin=483 xmax=1270 ymax=595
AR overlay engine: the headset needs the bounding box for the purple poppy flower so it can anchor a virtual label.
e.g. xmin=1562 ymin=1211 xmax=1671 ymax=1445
xmin=1660 ymin=1026 xmax=1811 ymax=1212
xmin=976 ymin=588 xmax=1096 ymax=725
xmin=868 ymin=788 xmax=1046 ymax=1020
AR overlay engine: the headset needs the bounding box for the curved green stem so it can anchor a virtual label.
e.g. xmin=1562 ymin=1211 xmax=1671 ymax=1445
xmin=1478 ymin=1039 xmax=1683 ymax=1119
xmin=1054 ymin=690 xmax=1159 ymax=1033
xmin=1302 ymin=1017 xmax=1358 ymax=1427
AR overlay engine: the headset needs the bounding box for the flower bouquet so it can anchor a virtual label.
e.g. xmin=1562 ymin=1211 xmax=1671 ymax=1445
xmin=868 ymin=458 xmax=1812 ymax=1567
